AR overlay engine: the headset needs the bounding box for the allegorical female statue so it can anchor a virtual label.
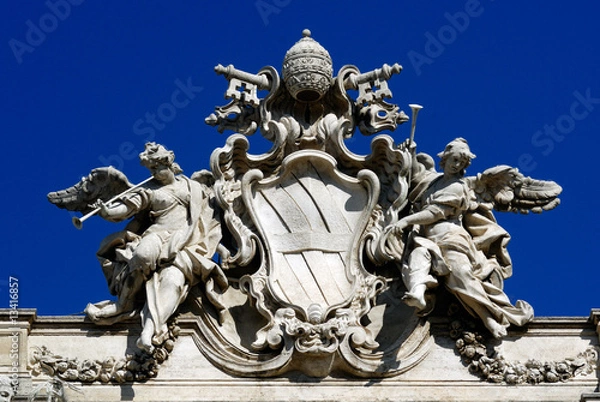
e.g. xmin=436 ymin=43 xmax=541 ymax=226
xmin=386 ymin=138 xmax=561 ymax=338
xmin=48 ymin=142 xmax=228 ymax=353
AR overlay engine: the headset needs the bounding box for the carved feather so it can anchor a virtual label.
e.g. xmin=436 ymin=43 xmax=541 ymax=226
xmin=191 ymin=169 xmax=215 ymax=187
xmin=469 ymin=165 xmax=562 ymax=214
xmin=47 ymin=166 xmax=133 ymax=214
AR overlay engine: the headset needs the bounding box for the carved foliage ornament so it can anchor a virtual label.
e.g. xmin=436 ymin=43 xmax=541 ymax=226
xmin=447 ymin=311 xmax=598 ymax=385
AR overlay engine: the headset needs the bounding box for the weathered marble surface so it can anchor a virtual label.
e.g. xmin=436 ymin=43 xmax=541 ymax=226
xmin=1 ymin=309 xmax=598 ymax=401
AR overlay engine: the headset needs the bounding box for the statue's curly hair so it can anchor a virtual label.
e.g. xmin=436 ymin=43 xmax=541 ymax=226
xmin=139 ymin=142 xmax=183 ymax=174
xmin=437 ymin=137 xmax=476 ymax=175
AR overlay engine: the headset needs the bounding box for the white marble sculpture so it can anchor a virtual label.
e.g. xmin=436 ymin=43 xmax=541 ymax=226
xmin=0 ymin=376 xmax=14 ymax=402
xmin=47 ymin=30 xmax=562 ymax=379
xmin=48 ymin=143 xmax=228 ymax=354
xmin=383 ymin=138 xmax=560 ymax=339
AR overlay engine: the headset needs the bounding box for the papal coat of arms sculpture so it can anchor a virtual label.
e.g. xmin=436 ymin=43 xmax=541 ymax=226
xmin=43 ymin=29 xmax=594 ymax=384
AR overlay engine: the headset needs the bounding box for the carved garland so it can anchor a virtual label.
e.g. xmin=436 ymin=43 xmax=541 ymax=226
xmin=28 ymin=310 xmax=598 ymax=386
xmin=29 ymin=321 xmax=180 ymax=384
xmin=448 ymin=306 xmax=598 ymax=385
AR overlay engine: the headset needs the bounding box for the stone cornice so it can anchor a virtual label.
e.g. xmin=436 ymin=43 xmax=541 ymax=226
xmin=591 ymin=309 xmax=600 ymax=342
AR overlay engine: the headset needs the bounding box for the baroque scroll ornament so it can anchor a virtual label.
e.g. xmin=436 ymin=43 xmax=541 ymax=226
xmin=48 ymin=29 xmax=562 ymax=379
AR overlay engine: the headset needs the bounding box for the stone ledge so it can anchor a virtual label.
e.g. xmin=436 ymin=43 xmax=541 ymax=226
xmin=2 ymin=309 xmax=598 ymax=402
xmin=582 ymin=392 xmax=600 ymax=402
xmin=18 ymin=380 xmax=600 ymax=402
xmin=591 ymin=309 xmax=600 ymax=342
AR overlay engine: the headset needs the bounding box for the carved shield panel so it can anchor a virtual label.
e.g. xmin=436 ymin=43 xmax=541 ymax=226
xmin=242 ymin=150 xmax=378 ymax=318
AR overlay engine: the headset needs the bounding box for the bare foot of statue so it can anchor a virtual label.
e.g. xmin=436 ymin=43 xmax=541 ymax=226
xmin=136 ymin=334 xmax=155 ymax=354
xmin=151 ymin=325 xmax=170 ymax=346
xmin=484 ymin=317 xmax=508 ymax=339
xmin=402 ymin=284 xmax=427 ymax=311
xmin=84 ymin=303 xmax=101 ymax=321
xmin=85 ymin=302 xmax=118 ymax=321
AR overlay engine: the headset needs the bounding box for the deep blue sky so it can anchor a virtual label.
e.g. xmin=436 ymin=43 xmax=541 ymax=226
xmin=1 ymin=1 xmax=598 ymax=317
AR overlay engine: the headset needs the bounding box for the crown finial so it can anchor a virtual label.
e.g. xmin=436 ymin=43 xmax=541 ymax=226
xmin=282 ymin=29 xmax=332 ymax=103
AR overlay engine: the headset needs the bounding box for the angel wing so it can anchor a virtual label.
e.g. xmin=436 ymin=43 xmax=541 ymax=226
xmin=47 ymin=166 xmax=133 ymax=214
xmin=190 ymin=169 xmax=215 ymax=188
xmin=468 ymin=165 xmax=562 ymax=214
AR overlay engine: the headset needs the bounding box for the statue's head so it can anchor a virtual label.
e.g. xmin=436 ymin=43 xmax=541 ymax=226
xmin=139 ymin=142 xmax=183 ymax=174
xmin=437 ymin=137 xmax=476 ymax=175
xmin=0 ymin=376 xmax=14 ymax=402
xmin=282 ymin=29 xmax=333 ymax=103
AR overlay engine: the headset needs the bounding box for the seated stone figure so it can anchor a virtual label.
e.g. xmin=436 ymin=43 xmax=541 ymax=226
xmin=387 ymin=138 xmax=561 ymax=338
xmin=48 ymin=142 xmax=228 ymax=353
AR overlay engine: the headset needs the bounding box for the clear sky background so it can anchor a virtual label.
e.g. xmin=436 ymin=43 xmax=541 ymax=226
xmin=1 ymin=1 xmax=598 ymax=318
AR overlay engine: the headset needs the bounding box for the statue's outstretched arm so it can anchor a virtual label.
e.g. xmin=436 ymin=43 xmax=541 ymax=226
xmin=96 ymin=199 xmax=135 ymax=222
xmin=392 ymin=207 xmax=443 ymax=234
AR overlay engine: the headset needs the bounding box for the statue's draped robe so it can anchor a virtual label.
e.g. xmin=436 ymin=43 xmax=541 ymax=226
xmin=405 ymin=169 xmax=533 ymax=328
xmin=94 ymin=177 xmax=225 ymax=329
